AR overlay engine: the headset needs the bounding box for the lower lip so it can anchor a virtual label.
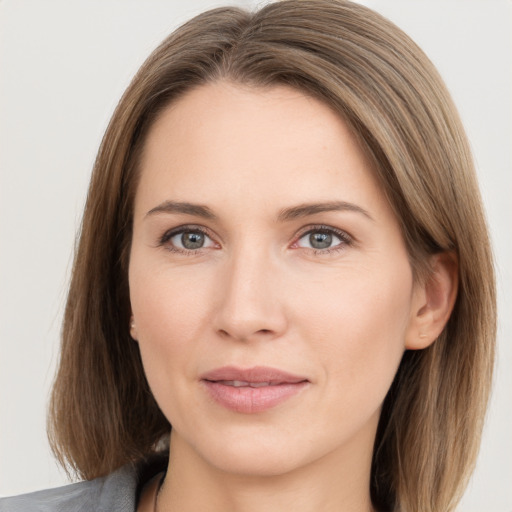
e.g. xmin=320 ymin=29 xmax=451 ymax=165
xmin=202 ymin=380 xmax=308 ymax=413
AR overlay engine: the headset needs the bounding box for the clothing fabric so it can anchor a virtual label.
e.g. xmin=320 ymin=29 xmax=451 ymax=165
xmin=0 ymin=455 xmax=167 ymax=512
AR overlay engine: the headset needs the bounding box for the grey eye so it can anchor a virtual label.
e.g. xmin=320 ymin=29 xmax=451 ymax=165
xmin=169 ymin=230 xmax=215 ymax=251
xmin=309 ymin=232 xmax=332 ymax=249
xmin=297 ymin=229 xmax=344 ymax=250
xmin=181 ymin=232 xmax=205 ymax=249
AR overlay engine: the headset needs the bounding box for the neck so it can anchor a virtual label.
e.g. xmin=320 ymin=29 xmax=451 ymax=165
xmin=157 ymin=430 xmax=376 ymax=512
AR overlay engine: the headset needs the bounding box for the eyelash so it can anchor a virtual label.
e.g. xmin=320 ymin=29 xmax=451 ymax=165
xmin=158 ymin=225 xmax=217 ymax=256
xmin=294 ymin=224 xmax=353 ymax=255
xmin=157 ymin=224 xmax=353 ymax=256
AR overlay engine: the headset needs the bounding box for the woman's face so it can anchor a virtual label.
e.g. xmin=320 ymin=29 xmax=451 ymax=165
xmin=129 ymin=81 xmax=423 ymax=477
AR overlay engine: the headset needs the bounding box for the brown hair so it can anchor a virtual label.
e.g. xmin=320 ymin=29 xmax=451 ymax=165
xmin=48 ymin=1 xmax=496 ymax=510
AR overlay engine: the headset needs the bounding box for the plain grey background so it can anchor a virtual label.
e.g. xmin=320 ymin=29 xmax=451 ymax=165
xmin=1 ymin=1 xmax=510 ymax=510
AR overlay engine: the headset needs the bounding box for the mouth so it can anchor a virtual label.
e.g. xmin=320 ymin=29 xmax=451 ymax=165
xmin=215 ymin=380 xmax=291 ymax=387
xmin=200 ymin=366 xmax=309 ymax=414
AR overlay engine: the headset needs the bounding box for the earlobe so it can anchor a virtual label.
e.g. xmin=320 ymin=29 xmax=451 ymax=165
xmin=130 ymin=315 xmax=138 ymax=341
xmin=405 ymin=252 xmax=458 ymax=350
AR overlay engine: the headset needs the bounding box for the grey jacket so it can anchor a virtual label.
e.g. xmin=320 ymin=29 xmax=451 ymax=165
xmin=0 ymin=456 xmax=167 ymax=512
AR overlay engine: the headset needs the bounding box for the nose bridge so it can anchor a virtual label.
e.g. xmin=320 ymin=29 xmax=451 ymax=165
xmin=213 ymin=238 xmax=286 ymax=341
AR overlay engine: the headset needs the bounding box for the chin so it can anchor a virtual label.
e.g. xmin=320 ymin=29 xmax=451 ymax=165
xmin=208 ymin=445 xmax=306 ymax=478
xmin=187 ymin=423 xmax=330 ymax=479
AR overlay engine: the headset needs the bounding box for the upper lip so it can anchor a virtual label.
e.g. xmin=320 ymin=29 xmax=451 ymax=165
xmin=200 ymin=366 xmax=308 ymax=384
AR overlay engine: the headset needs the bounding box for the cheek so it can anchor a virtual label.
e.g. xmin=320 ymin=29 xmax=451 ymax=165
xmin=292 ymin=260 xmax=412 ymax=395
xmin=283 ymin=266 xmax=412 ymax=454
xmin=128 ymin=260 xmax=215 ymax=411
xmin=130 ymin=255 xmax=213 ymax=339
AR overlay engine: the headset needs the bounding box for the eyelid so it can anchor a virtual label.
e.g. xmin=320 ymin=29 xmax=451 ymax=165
xmin=291 ymin=224 xmax=354 ymax=251
xmin=157 ymin=223 xmax=353 ymax=254
xmin=158 ymin=224 xmax=220 ymax=252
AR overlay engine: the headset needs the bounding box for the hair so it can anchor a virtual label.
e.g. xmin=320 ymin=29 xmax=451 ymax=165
xmin=48 ymin=1 xmax=496 ymax=511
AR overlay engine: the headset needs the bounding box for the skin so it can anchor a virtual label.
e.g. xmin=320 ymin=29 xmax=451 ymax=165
xmin=129 ymin=81 xmax=457 ymax=512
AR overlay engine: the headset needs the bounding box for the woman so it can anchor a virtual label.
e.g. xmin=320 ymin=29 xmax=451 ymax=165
xmin=0 ymin=1 xmax=496 ymax=511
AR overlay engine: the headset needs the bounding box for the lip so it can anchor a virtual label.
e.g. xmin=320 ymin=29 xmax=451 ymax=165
xmin=200 ymin=366 xmax=309 ymax=414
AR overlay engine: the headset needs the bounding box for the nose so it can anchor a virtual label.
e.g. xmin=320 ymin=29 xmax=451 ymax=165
xmin=212 ymin=245 xmax=288 ymax=342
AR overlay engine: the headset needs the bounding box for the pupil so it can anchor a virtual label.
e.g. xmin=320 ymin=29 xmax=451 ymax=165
xmin=310 ymin=232 xmax=332 ymax=249
xmin=182 ymin=232 xmax=204 ymax=249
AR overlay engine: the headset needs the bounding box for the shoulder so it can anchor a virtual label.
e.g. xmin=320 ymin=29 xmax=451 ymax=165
xmin=0 ymin=457 xmax=163 ymax=512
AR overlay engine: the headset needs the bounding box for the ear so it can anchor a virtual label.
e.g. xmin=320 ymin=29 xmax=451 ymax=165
xmin=130 ymin=315 xmax=138 ymax=341
xmin=405 ymin=252 xmax=458 ymax=350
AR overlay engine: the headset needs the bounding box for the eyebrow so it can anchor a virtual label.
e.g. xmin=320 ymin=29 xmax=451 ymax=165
xmin=145 ymin=200 xmax=373 ymax=222
xmin=146 ymin=201 xmax=216 ymax=219
xmin=277 ymin=201 xmax=374 ymax=222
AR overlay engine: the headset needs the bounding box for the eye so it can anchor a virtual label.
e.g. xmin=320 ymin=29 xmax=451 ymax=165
xmin=295 ymin=226 xmax=352 ymax=252
xmin=160 ymin=227 xmax=217 ymax=252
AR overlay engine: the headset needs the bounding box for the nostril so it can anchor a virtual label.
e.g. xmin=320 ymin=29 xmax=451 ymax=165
xmin=215 ymin=327 xmax=277 ymax=341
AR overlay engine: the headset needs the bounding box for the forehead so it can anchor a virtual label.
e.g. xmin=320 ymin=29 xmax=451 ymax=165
xmin=135 ymin=81 xmax=387 ymax=220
